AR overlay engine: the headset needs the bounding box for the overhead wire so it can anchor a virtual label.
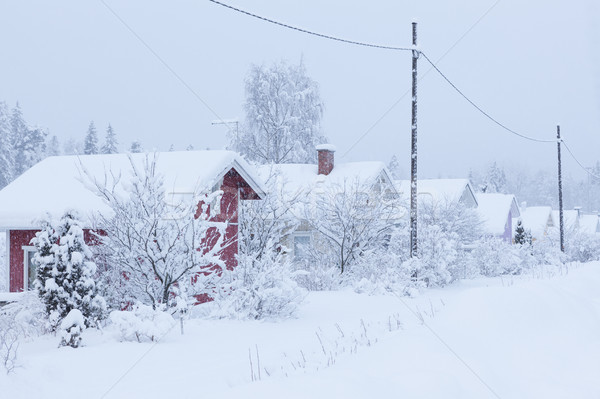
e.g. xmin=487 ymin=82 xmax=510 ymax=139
xmin=208 ymin=0 xmax=413 ymax=51
xmin=560 ymin=139 xmax=600 ymax=180
xmin=419 ymin=51 xmax=556 ymax=144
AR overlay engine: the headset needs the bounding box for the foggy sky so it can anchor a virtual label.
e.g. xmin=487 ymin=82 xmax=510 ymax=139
xmin=1 ymin=0 xmax=598 ymax=180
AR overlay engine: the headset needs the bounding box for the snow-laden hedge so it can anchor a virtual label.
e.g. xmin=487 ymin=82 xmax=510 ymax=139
xmin=109 ymin=304 xmax=175 ymax=343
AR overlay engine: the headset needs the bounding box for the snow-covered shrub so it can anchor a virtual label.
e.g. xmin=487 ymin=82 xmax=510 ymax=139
xmin=304 ymin=179 xmax=400 ymax=274
xmin=109 ymin=303 xmax=175 ymax=343
xmin=0 ymin=292 xmax=47 ymax=373
xmin=211 ymin=251 xmax=306 ymax=320
xmin=292 ymin=259 xmax=341 ymax=291
xmin=86 ymin=154 xmax=227 ymax=310
xmin=32 ymin=212 xmax=106 ymax=330
xmin=412 ymin=224 xmax=457 ymax=287
xmin=59 ymin=309 xmax=85 ymax=348
xmin=565 ymin=229 xmax=600 ymax=262
xmin=467 ymin=237 xmax=523 ymax=277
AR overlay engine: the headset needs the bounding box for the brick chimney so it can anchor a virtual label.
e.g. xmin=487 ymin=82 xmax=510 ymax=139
xmin=316 ymin=144 xmax=336 ymax=175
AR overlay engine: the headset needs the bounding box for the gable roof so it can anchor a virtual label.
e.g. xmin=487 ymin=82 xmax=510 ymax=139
xmin=579 ymin=214 xmax=600 ymax=234
xmin=0 ymin=151 xmax=265 ymax=229
xmin=516 ymin=206 xmax=554 ymax=239
xmin=476 ymin=193 xmax=520 ymax=236
xmin=551 ymin=210 xmax=579 ymax=231
xmin=395 ymin=178 xmax=478 ymax=208
xmin=257 ymin=161 xmax=395 ymax=199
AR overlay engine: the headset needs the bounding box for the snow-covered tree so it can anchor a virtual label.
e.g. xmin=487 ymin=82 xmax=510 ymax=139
xmin=235 ymin=59 xmax=327 ymax=164
xmin=129 ymin=140 xmax=142 ymax=153
xmin=63 ymin=138 xmax=83 ymax=155
xmin=514 ymin=219 xmax=532 ymax=246
xmin=387 ymin=155 xmax=403 ymax=179
xmin=32 ymin=212 xmax=106 ymax=329
xmin=101 ymin=124 xmax=118 ymax=154
xmin=46 ymin=135 xmax=61 ymax=157
xmin=482 ymin=162 xmax=507 ymax=193
xmin=0 ymin=102 xmax=14 ymax=188
xmin=11 ymin=103 xmax=46 ymax=177
xmin=84 ymin=121 xmax=99 ymax=155
xmin=86 ymin=154 xmax=229 ymax=309
xmin=304 ymin=180 xmax=400 ymax=273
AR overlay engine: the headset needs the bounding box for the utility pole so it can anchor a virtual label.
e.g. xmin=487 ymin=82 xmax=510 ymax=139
xmin=557 ymin=125 xmax=565 ymax=252
xmin=410 ymin=22 xmax=419 ymax=258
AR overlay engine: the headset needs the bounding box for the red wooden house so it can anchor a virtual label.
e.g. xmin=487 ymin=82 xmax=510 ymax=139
xmin=0 ymin=151 xmax=264 ymax=293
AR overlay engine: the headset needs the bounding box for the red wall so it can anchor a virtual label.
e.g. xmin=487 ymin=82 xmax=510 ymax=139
xmin=9 ymin=229 xmax=99 ymax=292
xmin=8 ymin=167 xmax=260 ymax=293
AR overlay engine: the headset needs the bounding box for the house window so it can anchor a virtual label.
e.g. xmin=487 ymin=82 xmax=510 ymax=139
xmin=293 ymin=235 xmax=311 ymax=260
xmin=23 ymin=246 xmax=39 ymax=291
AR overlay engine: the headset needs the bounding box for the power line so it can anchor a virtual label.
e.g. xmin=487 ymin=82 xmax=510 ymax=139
xmin=208 ymin=0 xmax=412 ymax=51
xmin=561 ymin=139 xmax=600 ymax=180
xmin=420 ymin=51 xmax=556 ymax=144
xmin=340 ymin=0 xmax=502 ymax=159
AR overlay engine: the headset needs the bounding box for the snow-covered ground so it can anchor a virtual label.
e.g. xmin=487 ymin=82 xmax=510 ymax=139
xmin=2 ymin=262 xmax=600 ymax=398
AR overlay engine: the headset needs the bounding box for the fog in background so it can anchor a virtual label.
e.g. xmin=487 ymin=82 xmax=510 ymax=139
xmin=1 ymin=0 xmax=599 ymax=181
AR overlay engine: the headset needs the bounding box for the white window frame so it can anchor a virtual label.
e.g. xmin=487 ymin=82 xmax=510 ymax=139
xmin=22 ymin=245 xmax=37 ymax=292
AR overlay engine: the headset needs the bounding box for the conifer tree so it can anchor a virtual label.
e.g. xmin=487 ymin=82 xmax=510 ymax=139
xmin=387 ymin=155 xmax=402 ymax=179
xmin=101 ymin=124 xmax=118 ymax=154
xmin=32 ymin=212 xmax=106 ymax=328
xmin=47 ymin=135 xmax=61 ymax=157
xmin=84 ymin=121 xmax=99 ymax=155
xmin=514 ymin=219 xmax=532 ymax=246
xmin=129 ymin=140 xmax=142 ymax=153
xmin=11 ymin=103 xmax=46 ymax=176
xmin=0 ymin=102 xmax=14 ymax=188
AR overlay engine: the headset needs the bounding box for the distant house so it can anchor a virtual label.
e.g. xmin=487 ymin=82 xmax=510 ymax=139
xmin=395 ymin=178 xmax=478 ymax=209
xmin=0 ymin=151 xmax=265 ymax=293
xmin=579 ymin=214 xmax=600 ymax=235
xmin=257 ymin=145 xmax=399 ymax=261
xmin=551 ymin=209 xmax=580 ymax=232
xmin=476 ymin=193 xmax=520 ymax=243
xmin=515 ymin=206 xmax=555 ymax=241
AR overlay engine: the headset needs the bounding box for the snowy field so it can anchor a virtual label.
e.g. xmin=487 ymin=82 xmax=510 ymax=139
xmin=2 ymin=262 xmax=600 ymax=399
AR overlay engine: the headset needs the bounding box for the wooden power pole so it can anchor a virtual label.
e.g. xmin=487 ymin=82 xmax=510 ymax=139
xmin=410 ymin=22 xmax=419 ymax=258
xmin=557 ymin=125 xmax=565 ymax=252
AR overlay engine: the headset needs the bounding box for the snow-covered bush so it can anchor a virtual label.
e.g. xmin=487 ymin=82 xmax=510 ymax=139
xmin=292 ymin=260 xmax=341 ymax=291
xmin=211 ymin=250 xmax=306 ymax=320
xmin=86 ymin=154 xmax=228 ymax=310
xmin=109 ymin=304 xmax=175 ymax=343
xmin=467 ymin=237 xmax=523 ymax=277
xmin=32 ymin=212 xmax=106 ymax=330
xmin=565 ymin=228 xmax=600 ymax=262
xmin=412 ymin=224 xmax=457 ymax=287
xmin=0 ymin=292 xmax=46 ymax=373
xmin=59 ymin=309 xmax=85 ymax=348
xmin=304 ymin=179 xmax=400 ymax=274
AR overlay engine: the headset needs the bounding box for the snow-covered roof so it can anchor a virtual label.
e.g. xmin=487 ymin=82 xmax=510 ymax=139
xmin=579 ymin=214 xmax=600 ymax=234
xmin=258 ymin=161 xmax=393 ymax=197
xmin=516 ymin=206 xmax=554 ymax=239
xmin=476 ymin=193 xmax=520 ymax=236
xmin=395 ymin=179 xmax=478 ymax=208
xmin=0 ymin=151 xmax=265 ymax=229
xmin=551 ymin=210 xmax=579 ymax=231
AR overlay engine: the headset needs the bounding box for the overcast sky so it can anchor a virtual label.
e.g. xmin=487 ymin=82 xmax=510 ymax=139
xmin=1 ymin=0 xmax=598 ymax=179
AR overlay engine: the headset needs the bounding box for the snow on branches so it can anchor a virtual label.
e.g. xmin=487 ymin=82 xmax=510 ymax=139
xmin=84 ymin=154 xmax=229 ymax=310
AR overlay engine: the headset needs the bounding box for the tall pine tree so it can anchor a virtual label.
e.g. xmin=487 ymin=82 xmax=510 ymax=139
xmin=101 ymin=124 xmax=118 ymax=154
xmin=84 ymin=121 xmax=99 ymax=155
